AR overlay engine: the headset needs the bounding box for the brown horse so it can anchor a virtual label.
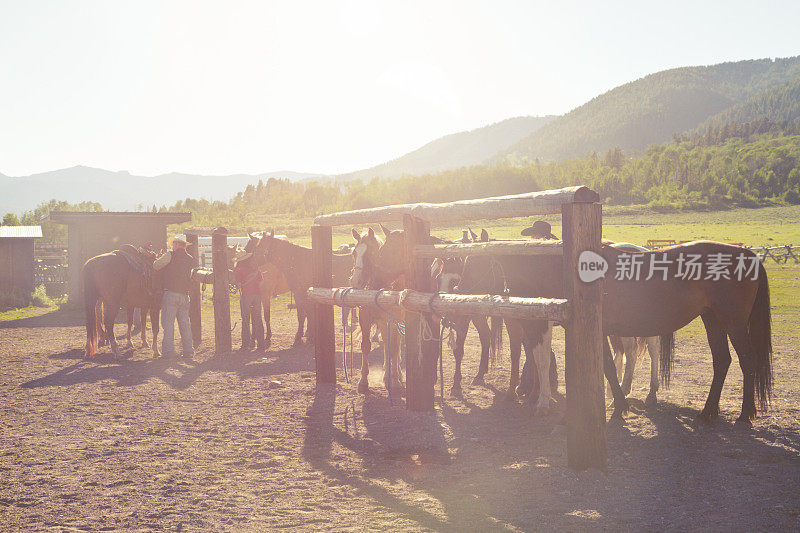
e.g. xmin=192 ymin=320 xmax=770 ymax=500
xmin=244 ymin=233 xmax=291 ymax=346
xmin=432 ymin=229 xmax=504 ymax=397
xmin=349 ymin=226 xmax=405 ymax=393
xmin=83 ymin=244 xmax=161 ymax=359
xmin=256 ymin=230 xmax=353 ymax=346
xmin=460 ymin=240 xmax=772 ymax=425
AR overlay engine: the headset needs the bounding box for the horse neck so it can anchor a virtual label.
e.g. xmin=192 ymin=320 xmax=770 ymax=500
xmin=269 ymin=239 xmax=312 ymax=291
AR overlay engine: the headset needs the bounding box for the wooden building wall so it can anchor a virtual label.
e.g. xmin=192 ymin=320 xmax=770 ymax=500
xmin=67 ymin=221 xmax=168 ymax=300
xmin=0 ymin=238 xmax=36 ymax=295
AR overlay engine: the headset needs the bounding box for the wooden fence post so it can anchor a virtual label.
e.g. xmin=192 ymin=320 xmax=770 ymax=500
xmin=312 ymin=225 xmax=336 ymax=384
xmin=186 ymin=232 xmax=202 ymax=347
xmin=211 ymin=227 xmax=232 ymax=355
xmin=562 ymin=202 xmax=606 ymax=470
xmin=403 ymin=215 xmax=437 ymax=411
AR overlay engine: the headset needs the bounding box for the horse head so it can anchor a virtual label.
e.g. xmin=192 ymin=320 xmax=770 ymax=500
xmin=349 ymin=227 xmax=382 ymax=289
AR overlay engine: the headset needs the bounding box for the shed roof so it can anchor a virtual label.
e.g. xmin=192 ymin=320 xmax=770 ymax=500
xmin=0 ymin=226 xmax=43 ymax=238
xmin=46 ymin=212 xmax=191 ymax=225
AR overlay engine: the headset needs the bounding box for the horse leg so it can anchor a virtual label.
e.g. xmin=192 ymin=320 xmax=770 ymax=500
xmin=293 ymin=304 xmax=305 ymax=347
xmin=645 ymin=336 xmax=660 ymax=406
xmin=151 ymin=307 xmax=161 ymax=357
xmin=472 ymin=316 xmax=491 ymax=385
xmin=447 ymin=316 xmax=468 ymax=395
xmin=263 ymin=295 xmax=272 ymax=348
xmin=96 ymin=300 xmax=107 ymax=347
xmin=697 ymin=311 xmax=731 ymax=425
xmin=357 ymin=310 xmax=372 ymax=393
xmin=607 ymin=335 xmax=624 ymax=397
xmin=104 ymin=299 xmax=122 ymax=358
xmin=621 ymin=338 xmax=638 ymax=397
xmin=125 ymin=309 xmax=134 ymax=349
xmin=728 ymin=328 xmax=757 ymax=427
xmin=604 ymin=336 xmax=629 ymax=420
xmin=140 ymin=307 xmax=150 ymax=348
xmin=507 ymin=320 xmax=522 ymax=400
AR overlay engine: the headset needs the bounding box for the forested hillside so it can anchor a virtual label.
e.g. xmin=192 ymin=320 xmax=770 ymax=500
xmin=148 ymin=127 xmax=800 ymax=232
xmin=692 ymin=74 xmax=800 ymax=136
xmin=493 ymin=57 xmax=800 ymax=164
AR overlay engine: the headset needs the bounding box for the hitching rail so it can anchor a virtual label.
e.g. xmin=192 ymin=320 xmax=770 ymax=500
xmin=313 ymin=185 xmax=599 ymax=226
xmin=307 ymin=287 xmax=570 ymax=323
xmin=414 ymin=239 xmax=563 ymax=258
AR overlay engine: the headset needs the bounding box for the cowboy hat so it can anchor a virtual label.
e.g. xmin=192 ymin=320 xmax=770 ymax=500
xmin=521 ymin=220 xmax=557 ymax=239
xmin=169 ymin=234 xmax=188 ymax=247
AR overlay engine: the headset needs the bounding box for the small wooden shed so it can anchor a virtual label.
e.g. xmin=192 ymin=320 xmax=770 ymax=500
xmin=0 ymin=226 xmax=43 ymax=296
xmin=46 ymin=212 xmax=191 ymax=301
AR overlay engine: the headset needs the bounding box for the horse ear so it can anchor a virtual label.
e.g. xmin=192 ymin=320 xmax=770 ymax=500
xmin=368 ymin=227 xmax=376 ymax=239
xmin=379 ymin=224 xmax=389 ymax=237
xmin=480 ymin=229 xmax=489 ymax=242
xmin=352 ymin=228 xmax=360 ymax=242
xmin=469 ymin=228 xmax=478 ymax=241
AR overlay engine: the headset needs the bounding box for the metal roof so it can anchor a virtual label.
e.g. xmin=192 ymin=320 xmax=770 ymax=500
xmin=0 ymin=225 xmax=43 ymax=238
xmin=46 ymin=211 xmax=191 ymax=225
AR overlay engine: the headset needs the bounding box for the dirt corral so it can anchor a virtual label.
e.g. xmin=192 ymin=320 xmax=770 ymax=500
xmin=1 ymin=307 xmax=799 ymax=531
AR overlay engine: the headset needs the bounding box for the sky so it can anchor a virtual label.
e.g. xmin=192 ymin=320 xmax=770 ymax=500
xmin=1 ymin=0 xmax=799 ymax=177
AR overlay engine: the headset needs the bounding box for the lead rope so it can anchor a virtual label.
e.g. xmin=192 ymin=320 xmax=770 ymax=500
xmin=372 ymin=289 xmax=406 ymax=406
xmin=338 ymin=288 xmax=353 ymax=383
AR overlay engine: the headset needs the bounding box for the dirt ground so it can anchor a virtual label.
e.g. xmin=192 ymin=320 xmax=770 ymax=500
xmin=1 ymin=305 xmax=799 ymax=532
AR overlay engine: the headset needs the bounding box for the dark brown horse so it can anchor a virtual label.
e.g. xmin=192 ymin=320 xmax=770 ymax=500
xmin=460 ymin=240 xmax=772 ymax=425
xmin=432 ymin=229 xmax=503 ymax=397
xmin=244 ymin=233 xmax=291 ymax=346
xmin=256 ymin=231 xmax=353 ymax=346
xmin=83 ymin=244 xmax=161 ymax=359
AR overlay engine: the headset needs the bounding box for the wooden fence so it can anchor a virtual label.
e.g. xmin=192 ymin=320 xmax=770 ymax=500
xmin=307 ymin=185 xmax=607 ymax=470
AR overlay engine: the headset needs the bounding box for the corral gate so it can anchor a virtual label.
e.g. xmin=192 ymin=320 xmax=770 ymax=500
xmin=307 ymin=186 xmax=606 ymax=470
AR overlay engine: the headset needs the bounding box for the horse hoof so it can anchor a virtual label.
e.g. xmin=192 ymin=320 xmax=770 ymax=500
xmin=142 ymin=341 xmax=150 ymax=348
xmin=357 ymin=380 xmax=369 ymax=394
xmin=125 ymin=343 xmax=134 ymax=350
xmin=292 ymin=339 xmax=303 ymax=347
xmin=608 ymin=410 xmax=625 ymax=424
xmin=694 ymin=412 xmax=715 ymax=426
xmin=645 ymin=392 xmax=658 ymax=407
xmin=506 ymin=389 xmax=519 ymax=402
xmin=450 ymin=385 xmax=462 ymax=398
xmin=471 ymin=375 xmax=485 ymax=386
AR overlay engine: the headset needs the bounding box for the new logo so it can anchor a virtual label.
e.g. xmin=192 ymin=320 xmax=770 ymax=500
xmin=578 ymin=250 xmax=608 ymax=282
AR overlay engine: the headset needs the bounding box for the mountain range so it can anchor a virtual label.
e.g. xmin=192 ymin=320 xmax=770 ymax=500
xmin=4 ymin=55 xmax=800 ymax=215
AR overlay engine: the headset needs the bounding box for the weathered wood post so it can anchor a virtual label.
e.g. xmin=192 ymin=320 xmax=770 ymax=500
xmin=562 ymin=201 xmax=606 ymax=470
xmin=311 ymin=225 xmax=336 ymax=384
xmin=403 ymin=214 xmax=437 ymax=411
xmin=186 ymin=232 xmax=202 ymax=347
xmin=211 ymin=227 xmax=232 ymax=355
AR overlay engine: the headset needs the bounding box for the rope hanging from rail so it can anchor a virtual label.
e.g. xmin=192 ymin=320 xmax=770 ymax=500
xmin=337 ymin=288 xmax=353 ymax=383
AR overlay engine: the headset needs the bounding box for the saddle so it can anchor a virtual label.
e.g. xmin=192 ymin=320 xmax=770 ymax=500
xmin=115 ymin=244 xmax=154 ymax=295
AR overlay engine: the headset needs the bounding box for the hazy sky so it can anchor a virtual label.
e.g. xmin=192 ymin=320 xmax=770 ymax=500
xmin=1 ymin=0 xmax=798 ymax=177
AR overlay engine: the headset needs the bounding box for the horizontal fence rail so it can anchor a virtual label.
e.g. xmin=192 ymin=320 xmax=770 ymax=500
xmin=307 ymin=287 xmax=570 ymax=323
xmin=313 ymin=185 xmax=599 ymax=226
xmin=414 ymin=239 xmax=563 ymax=258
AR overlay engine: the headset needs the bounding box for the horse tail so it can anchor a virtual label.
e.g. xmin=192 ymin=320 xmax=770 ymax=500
xmin=490 ymin=316 xmax=503 ymax=366
xmin=659 ymin=331 xmax=675 ymax=388
xmin=749 ymin=263 xmax=773 ymax=412
xmin=83 ymin=263 xmax=99 ymax=356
